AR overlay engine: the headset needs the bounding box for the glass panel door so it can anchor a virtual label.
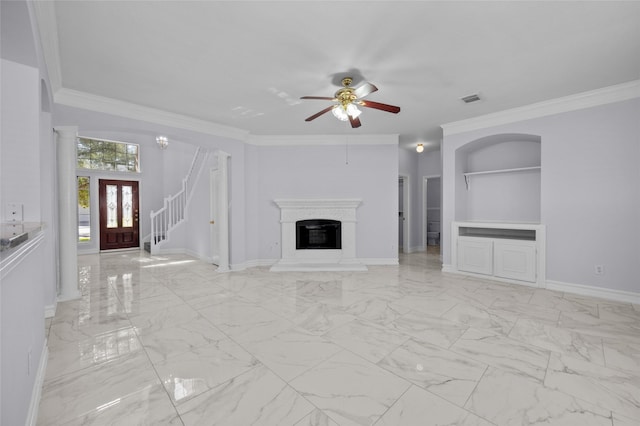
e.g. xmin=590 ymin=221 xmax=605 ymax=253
xmin=99 ymin=180 xmax=139 ymax=250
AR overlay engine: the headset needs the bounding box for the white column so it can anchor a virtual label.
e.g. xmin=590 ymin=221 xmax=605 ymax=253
xmin=217 ymin=151 xmax=230 ymax=272
xmin=55 ymin=126 xmax=81 ymax=301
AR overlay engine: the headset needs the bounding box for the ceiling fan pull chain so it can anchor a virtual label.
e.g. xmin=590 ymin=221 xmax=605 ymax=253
xmin=345 ymin=137 xmax=349 ymax=165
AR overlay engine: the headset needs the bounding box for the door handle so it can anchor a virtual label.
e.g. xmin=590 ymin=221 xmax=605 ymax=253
xmin=210 ymin=220 xmax=215 ymax=224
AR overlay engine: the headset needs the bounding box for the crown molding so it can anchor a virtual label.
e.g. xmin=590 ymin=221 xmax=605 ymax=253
xmin=55 ymin=88 xmax=249 ymax=141
xmin=442 ymin=80 xmax=640 ymax=136
xmin=31 ymin=0 xmax=62 ymax=93
xmin=246 ymin=134 xmax=399 ymax=146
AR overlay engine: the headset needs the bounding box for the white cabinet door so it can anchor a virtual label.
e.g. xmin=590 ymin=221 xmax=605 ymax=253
xmin=494 ymin=240 xmax=536 ymax=282
xmin=457 ymin=237 xmax=493 ymax=275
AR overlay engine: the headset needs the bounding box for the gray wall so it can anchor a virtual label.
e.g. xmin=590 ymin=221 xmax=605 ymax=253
xmin=457 ymin=138 xmax=541 ymax=222
xmin=244 ymin=139 xmax=399 ymax=262
xmin=442 ymin=97 xmax=640 ymax=294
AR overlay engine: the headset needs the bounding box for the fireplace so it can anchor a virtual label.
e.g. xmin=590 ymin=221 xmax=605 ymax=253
xmin=296 ymin=219 xmax=342 ymax=250
xmin=271 ymin=199 xmax=366 ymax=271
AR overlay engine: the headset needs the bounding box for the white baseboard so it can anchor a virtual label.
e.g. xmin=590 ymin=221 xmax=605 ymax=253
xmin=546 ymin=280 xmax=640 ymax=305
xmin=183 ymin=248 xmax=213 ymax=264
xmin=44 ymin=303 xmax=56 ymax=319
xmin=230 ymin=258 xmax=399 ymax=271
xmin=155 ymin=247 xmax=188 ymax=256
xmin=405 ymin=245 xmax=425 ymax=254
xmin=362 ymin=258 xmax=399 ymax=266
xmin=444 ymin=268 xmax=540 ymax=288
xmin=443 ymin=263 xmax=640 ymax=305
xmin=77 ymin=247 xmax=99 ymax=255
xmin=249 ymin=259 xmax=278 ymax=268
xmin=442 ymin=263 xmax=456 ymax=274
xmin=26 ymin=343 xmax=48 ymax=426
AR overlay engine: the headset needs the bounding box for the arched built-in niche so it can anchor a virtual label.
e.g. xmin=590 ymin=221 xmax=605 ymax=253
xmin=455 ymin=133 xmax=541 ymax=222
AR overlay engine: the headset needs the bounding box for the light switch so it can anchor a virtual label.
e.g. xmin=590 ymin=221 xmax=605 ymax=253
xmin=6 ymin=203 xmax=24 ymax=222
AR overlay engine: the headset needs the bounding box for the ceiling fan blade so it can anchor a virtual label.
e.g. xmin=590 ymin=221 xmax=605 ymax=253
xmin=353 ymin=82 xmax=378 ymax=99
xmin=300 ymin=96 xmax=336 ymax=100
xmin=348 ymin=114 xmax=362 ymax=128
xmin=359 ymin=100 xmax=401 ymax=114
xmin=305 ymin=105 xmax=336 ymax=122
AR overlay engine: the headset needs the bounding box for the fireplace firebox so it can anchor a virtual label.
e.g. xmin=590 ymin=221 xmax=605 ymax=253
xmin=296 ymin=219 xmax=342 ymax=250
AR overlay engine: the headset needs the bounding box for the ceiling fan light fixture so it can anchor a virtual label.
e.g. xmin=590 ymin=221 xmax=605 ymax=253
xmin=332 ymin=105 xmax=349 ymax=121
xmin=346 ymin=103 xmax=361 ymax=118
xmin=416 ymin=143 xmax=424 ymax=153
xmin=301 ymin=76 xmax=399 ymax=129
xmin=332 ymin=103 xmax=361 ymax=122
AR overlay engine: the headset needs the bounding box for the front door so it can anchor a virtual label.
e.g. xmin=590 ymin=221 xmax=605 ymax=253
xmin=99 ymin=179 xmax=139 ymax=250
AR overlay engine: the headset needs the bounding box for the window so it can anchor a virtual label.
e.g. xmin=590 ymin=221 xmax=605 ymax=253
xmin=78 ymin=176 xmax=90 ymax=242
xmin=77 ymin=137 xmax=139 ymax=172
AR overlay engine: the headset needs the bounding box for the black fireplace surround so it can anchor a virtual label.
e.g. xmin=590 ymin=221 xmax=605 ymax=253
xmin=296 ymin=219 xmax=342 ymax=250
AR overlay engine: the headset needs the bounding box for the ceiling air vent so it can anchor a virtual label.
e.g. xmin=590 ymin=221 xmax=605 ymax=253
xmin=460 ymin=93 xmax=482 ymax=104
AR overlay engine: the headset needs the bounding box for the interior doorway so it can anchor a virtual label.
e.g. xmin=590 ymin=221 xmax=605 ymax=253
xmin=210 ymin=151 xmax=230 ymax=272
xmin=398 ymin=175 xmax=410 ymax=253
xmin=98 ymin=179 xmax=139 ymax=250
xmin=422 ymin=175 xmax=441 ymax=254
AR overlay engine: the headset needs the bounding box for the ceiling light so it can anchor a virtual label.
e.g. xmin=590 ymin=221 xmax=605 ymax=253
xmin=156 ymin=136 xmax=168 ymax=149
xmin=416 ymin=143 xmax=424 ymax=153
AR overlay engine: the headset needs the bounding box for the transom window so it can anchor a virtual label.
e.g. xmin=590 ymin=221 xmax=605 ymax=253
xmin=77 ymin=137 xmax=139 ymax=172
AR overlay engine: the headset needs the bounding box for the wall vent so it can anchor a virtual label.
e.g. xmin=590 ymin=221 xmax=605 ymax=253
xmin=460 ymin=93 xmax=482 ymax=103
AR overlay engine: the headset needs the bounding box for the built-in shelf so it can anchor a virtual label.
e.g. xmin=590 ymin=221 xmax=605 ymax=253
xmin=463 ymin=166 xmax=541 ymax=190
xmin=451 ymin=221 xmax=546 ymax=287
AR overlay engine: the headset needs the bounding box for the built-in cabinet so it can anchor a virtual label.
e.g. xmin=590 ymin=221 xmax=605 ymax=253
xmin=453 ymin=222 xmax=545 ymax=287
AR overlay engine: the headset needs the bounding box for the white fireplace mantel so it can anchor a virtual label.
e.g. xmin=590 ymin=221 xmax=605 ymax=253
xmin=270 ymin=198 xmax=367 ymax=272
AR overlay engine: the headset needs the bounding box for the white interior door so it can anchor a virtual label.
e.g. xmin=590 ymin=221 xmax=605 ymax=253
xmin=398 ymin=175 xmax=410 ymax=253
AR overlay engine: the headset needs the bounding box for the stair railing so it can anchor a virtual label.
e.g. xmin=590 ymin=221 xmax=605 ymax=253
xmin=149 ymin=147 xmax=208 ymax=253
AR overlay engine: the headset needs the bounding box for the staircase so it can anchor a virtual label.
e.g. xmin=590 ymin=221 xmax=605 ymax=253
xmin=148 ymin=147 xmax=209 ymax=254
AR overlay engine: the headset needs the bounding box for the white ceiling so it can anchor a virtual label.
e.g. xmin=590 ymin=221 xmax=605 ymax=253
xmin=40 ymin=1 xmax=640 ymax=150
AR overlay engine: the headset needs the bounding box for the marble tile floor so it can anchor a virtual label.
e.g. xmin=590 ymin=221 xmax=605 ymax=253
xmin=37 ymin=251 xmax=640 ymax=425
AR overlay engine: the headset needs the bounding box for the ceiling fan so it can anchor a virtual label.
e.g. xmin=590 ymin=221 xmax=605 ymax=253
xmin=301 ymin=77 xmax=401 ymax=128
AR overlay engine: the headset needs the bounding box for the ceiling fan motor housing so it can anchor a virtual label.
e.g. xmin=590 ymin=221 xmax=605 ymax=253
xmin=335 ymin=78 xmax=357 ymax=109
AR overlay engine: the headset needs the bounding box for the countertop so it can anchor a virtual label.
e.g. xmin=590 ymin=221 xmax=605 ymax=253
xmin=0 ymin=222 xmax=43 ymax=253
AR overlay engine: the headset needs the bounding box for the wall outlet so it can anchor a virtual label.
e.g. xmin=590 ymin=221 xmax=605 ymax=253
xmin=6 ymin=202 xmax=24 ymax=222
xmin=594 ymin=265 xmax=604 ymax=275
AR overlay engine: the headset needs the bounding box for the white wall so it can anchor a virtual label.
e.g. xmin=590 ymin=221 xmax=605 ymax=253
xmin=442 ymin=96 xmax=640 ymax=295
xmin=459 ymin=139 xmax=541 ymax=222
xmin=0 ymin=1 xmax=56 ymax=423
xmin=245 ymin=137 xmax=399 ymax=263
xmin=1 ymin=60 xmax=41 ymax=221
